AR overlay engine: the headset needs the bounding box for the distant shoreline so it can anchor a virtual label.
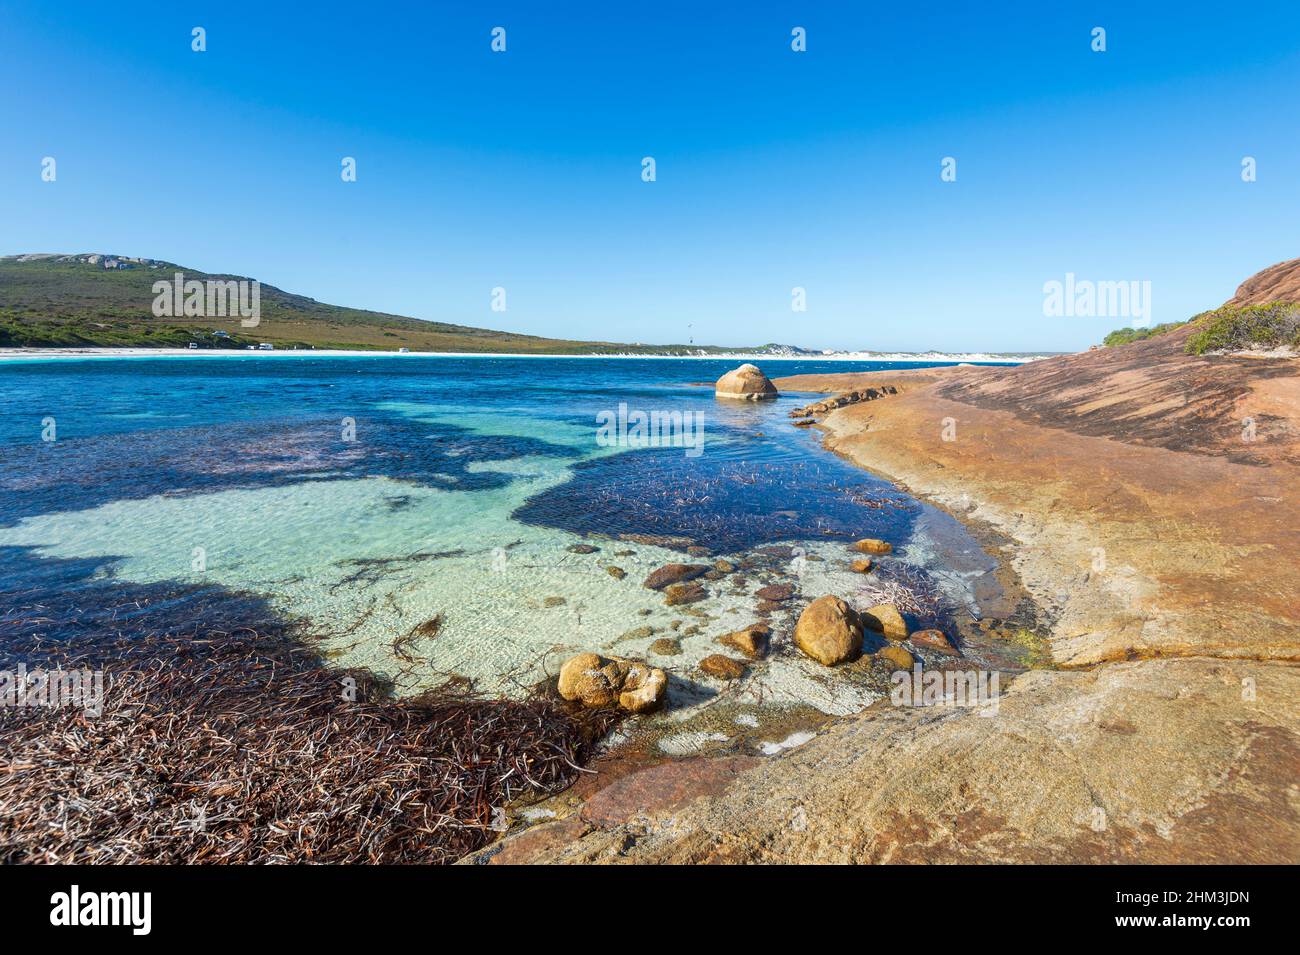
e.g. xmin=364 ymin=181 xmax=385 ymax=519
xmin=0 ymin=347 xmax=1051 ymax=364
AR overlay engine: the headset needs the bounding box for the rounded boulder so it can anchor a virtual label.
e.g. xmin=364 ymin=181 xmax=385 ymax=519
xmin=794 ymin=595 xmax=864 ymax=666
xmin=715 ymin=364 xmax=778 ymax=401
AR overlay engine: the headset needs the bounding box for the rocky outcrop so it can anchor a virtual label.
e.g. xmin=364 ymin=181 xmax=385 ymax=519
xmin=715 ymin=364 xmax=778 ymax=401
xmin=1225 ymin=256 xmax=1300 ymax=307
xmin=789 ymin=385 xmax=896 ymax=418
xmin=476 ymin=658 xmax=1300 ymax=864
xmin=557 ymin=653 xmax=667 ymax=713
xmin=793 ymin=596 xmax=863 ymax=665
xmin=475 ymin=316 xmax=1300 ymax=865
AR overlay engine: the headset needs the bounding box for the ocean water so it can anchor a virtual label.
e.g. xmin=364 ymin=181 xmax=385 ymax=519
xmin=0 ymin=356 xmax=1001 ymax=720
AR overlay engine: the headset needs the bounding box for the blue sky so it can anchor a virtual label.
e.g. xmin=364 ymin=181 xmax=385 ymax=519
xmin=2 ymin=1 xmax=1299 ymax=352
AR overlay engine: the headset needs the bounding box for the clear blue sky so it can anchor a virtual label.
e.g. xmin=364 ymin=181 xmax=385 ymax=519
xmin=3 ymin=1 xmax=1298 ymax=352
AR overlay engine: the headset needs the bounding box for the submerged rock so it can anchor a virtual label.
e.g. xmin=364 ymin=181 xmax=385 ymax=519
xmin=557 ymin=653 xmax=667 ymax=713
xmin=862 ymin=604 xmax=909 ymax=641
xmin=620 ymin=533 xmax=696 ymax=550
xmin=665 ymin=581 xmax=708 ymax=606
xmin=794 ymin=595 xmax=863 ymax=666
xmin=911 ymin=629 xmax=959 ymax=655
xmin=649 ymin=637 xmax=682 ymax=656
xmin=567 ymin=543 xmax=599 ymax=554
xmin=876 ymin=645 xmax=915 ymax=671
xmin=715 ymin=363 xmax=778 ymax=401
xmin=718 ymin=623 xmax=770 ymax=659
xmin=755 ymin=583 xmax=795 ymax=602
xmin=644 ymin=563 xmax=711 ymax=590
xmin=851 ymin=558 xmax=874 ymax=573
xmin=853 ymin=538 xmax=893 ymax=555
xmin=606 ymin=566 xmax=627 ymax=580
xmin=699 ymin=654 xmax=747 ymax=680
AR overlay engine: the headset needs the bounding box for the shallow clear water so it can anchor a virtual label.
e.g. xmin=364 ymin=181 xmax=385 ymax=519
xmin=0 ymin=356 xmax=1001 ymax=715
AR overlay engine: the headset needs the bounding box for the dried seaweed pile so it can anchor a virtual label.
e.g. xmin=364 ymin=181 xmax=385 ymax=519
xmin=0 ymin=569 xmax=617 ymax=864
xmin=853 ymin=562 xmax=944 ymax=621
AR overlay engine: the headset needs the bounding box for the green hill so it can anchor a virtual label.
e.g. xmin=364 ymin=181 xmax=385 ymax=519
xmin=0 ymin=253 xmax=801 ymax=355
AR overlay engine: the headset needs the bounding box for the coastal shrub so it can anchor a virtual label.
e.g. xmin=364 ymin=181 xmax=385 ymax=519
xmin=1183 ymin=302 xmax=1300 ymax=355
xmin=1101 ymin=321 xmax=1187 ymax=347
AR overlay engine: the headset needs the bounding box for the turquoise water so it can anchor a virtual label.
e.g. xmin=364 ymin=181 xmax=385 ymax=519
xmin=0 ymin=356 xmax=1000 ymax=715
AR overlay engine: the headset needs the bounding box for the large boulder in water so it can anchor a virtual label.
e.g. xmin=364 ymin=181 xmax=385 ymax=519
xmin=794 ymin=595 xmax=863 ymax=666
xmin=715 ymin=363 xmax=778 ymax=401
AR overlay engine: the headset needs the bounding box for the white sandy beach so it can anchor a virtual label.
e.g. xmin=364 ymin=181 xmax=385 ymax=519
xmin=0 ymin=347 xmax=1049 ymax=363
